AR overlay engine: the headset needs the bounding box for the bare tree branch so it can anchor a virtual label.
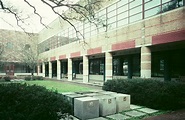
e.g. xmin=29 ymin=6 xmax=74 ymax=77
xmin=23 ymin=0 xmax=49 ymax=28
xmin=0 ymin=0 xmax=108 ymax=38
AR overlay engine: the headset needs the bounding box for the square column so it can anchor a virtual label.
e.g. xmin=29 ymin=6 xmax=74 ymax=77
xmin=57 ymin=60 xmax=61 ymax=80
xmin=141 ymin=46 xmax=151 ymax=78
xmin=37 ymin=65 xmax=40 ymax=75
xmin=42 ymin=62 xmax=45 ymax=77
xmin=105 ymin=52 xmax=113 ymax=81
xmin=68 ymin=58 xmax=73 ymax=81
xmin=49 ymin=61 xmax=52 ymax=78
xmin=83 ymin=55 xmax=89 ymax=83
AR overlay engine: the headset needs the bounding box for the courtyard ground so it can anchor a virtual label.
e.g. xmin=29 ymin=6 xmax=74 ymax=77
xmin=11 ymin=79 xmax=185 ymax=120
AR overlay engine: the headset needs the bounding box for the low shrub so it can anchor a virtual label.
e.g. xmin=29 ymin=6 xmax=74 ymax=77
xmin=103 ymin=78 xmax=185 ymax=110
xmin=32 ymin=76 xmax=44 ymax=80
xmin=3 ymin=76 xmax=11 ymax=81
xmin=24 ymin=76 xmax=31 ymax=81
xmin=0 ymin=83 xmax=72 ymax=120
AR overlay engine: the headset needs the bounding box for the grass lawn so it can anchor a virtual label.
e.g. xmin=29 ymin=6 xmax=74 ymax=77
xmin=20 ymin=80 xmax=95 ymax=93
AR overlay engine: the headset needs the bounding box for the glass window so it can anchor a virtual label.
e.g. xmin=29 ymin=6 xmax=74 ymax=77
xmin=108 ymin=3 xmax=116 ymax=12
xmin=117 ymin=5 xmax=128 ymax=14
xmin=89 ymin=58 xmax=105 ymax=75
xmin=117 ymin=11 xmax=128 ymax=20
xmin=91 ymin=23 xmax=98 ymax=36
xmin=129 ymin=13 xmax=142 ymax=23
xmin=132 ymin=55 xmax=140 ymax=76
xmin=145 ymin=6 xmax=161 ymax=18
xmin=98 ymin=9 xmax=106 ymax=16
xmin=130 ymin=5 xmax=142 ymax=16
xmin=117 ymin=18 xmax=128 ymax=27
xmin=123 ymin=60 xmax=128 ymax=76
xmin=117 ymin=0 xmax=128 ymax=8
xmin=109 ymin=22 xmax=117 ymax=29
xmin=6 ymin=42 xmax=13 ymax=49
xmin=129 ymin=0 xmax=142 ymax=8
xmin=107 ymin=10 xmax=116 ymax=18
xmin=107 ymin=16 xmax=116 ymax=24
xmin=162 ymin=0 xmax=171 ymax=4
xmin=145 ymin=0 xmax=160 ymax=10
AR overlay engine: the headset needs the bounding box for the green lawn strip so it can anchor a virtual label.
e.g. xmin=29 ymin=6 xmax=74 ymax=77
xmin=21 ymin=80 xmax=93 ymax=93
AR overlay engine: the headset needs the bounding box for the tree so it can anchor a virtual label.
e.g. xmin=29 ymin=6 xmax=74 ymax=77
xmin=0 ymin=42 xmax=4 ymax=66
xmin=158 ymin=0 xmax=183 ymax=13
xmin=0 ymin=0 xmax=112 ymax=35
xmin=18 ymin=35 xmax=39 ymax=76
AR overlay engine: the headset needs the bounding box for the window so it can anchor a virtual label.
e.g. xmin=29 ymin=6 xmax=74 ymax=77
xmin=129 ymin=13 xmax=142 ymax=23
xmin=145 ymin=0 xmax=160 ymax=10
xmin=24 ymin=44 xmax=30 ymax=50
xmin=6 ymin=42 xmax=13 ymax=49
xmin=145 ymin=6 xmax=161 ymax=18
xmin=89 ymin=58 xmax=105 ymax=75
xmin=129 ymin=0 xmax=142 ymax=8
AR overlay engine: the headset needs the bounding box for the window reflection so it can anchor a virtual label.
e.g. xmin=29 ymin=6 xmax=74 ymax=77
xmin=89 ymin=58 xmax=104 ymax=75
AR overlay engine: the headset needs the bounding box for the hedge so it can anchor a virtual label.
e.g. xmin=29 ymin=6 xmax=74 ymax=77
xmin=0 ymin=83 xmax=72 ymax=120
xmin=102 ymin=78 xmax=185 ymax=110
xmin=24 ymin=76 xmax=44 ymax=81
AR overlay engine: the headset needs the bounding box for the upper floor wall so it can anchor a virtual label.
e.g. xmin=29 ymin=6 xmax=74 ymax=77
xmin=38 ymin=0 xmax=185 ymax=54
xmin=38 ymin=5 xmax=185 ymax=62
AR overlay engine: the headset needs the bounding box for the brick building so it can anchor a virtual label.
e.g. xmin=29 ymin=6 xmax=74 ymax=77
xmin=1 ymin=0 xmax=185 ymax=82
xmin=0 ymin=29 xmax=38 ymax=76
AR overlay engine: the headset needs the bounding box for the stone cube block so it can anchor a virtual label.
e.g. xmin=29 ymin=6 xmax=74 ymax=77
xmin=74 ymin=97 xmax=99 ymax=120
xmin=110 ymin=93 xmax=130 ymax=112
xmin=93 ymin=95 xmax=116 ymax=116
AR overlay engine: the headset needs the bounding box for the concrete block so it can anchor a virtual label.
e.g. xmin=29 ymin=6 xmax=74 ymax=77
xmin=74 ymin=97 xmax=99 ymax=120
xmin=65 ymin=94 xmax=87 ymax=106
xmin=75 ymin=91 xmax=94 ymax=94
xmin=85 ymin=93 xmax=103 ymax=97
xmin=93 ymin=95 xmax=116 ymax=116
xmin=89 ymin=90 xmax=104 ymax=93
xmin=98 ymin=91 xmax=117 ymax=95
xmin=88 ymin=117 xmax=108 ymax=120
xmin=60 ymin=92 xmax=76 ymax=97
xmin=110 ymin=93 xmax=130 ymax=112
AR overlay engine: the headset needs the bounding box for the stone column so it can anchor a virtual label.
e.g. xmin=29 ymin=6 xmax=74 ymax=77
xmin=49 ymin=61 xmax=52 ymax=78
xmin=42 ymin=62 xmax=45 ymax=77
xmin=68 ymin=58 xmax=73 ymax=81
xmin=141 ymin=46 xmax=151 ymax=78
xmin=105 ymin=52 xmax=113 ymax=82
xmin=37 ymin=65 xmax=40 ymax=75
xmin=57 ymin=60 xmax=61 ymax=80
xmin=128 ymin=56 xmax=133 ymax=79
xmin=83 ymin=55 xmax=89 ymax=83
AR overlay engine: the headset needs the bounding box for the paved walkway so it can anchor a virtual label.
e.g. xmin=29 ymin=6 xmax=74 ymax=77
xmin=144 ymin=109 xmax=185 ymax=120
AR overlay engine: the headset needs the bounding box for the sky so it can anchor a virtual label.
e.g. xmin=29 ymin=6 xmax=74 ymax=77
xmin=0 ymin=0 xmax=78 ymax=33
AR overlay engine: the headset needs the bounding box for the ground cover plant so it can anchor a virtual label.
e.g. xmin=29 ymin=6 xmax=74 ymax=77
xmin=103 ymin=78 xmax=185 ymax=110
xmin=0 ymin=83 xmax=72 ymax=120
xmin=22 ymin=80 xmax=93 ymax=93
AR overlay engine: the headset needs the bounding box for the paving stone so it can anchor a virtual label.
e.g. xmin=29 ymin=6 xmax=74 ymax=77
xmin=88 ymin=117 xmax=108 ymax=120
xmin=130 ymin=104 xmax=142 ymax=109
xmin=60 ymin=115 xmax=79 ymax=120
xmin=137 ymin=108 xmax=158 ymax=114
xmin=106 ymin=113 xmax=130 ymax=120
xmin=125 ymin=110 xmax=146 ymax=117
